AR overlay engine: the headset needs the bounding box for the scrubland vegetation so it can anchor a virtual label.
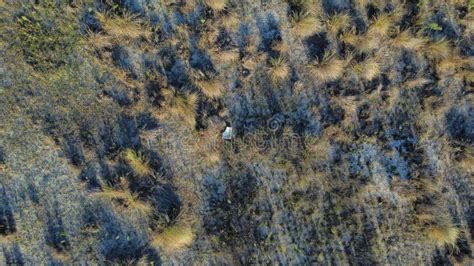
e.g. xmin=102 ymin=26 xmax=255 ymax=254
xmin=0 ymin=0 xmax=472 ymax=264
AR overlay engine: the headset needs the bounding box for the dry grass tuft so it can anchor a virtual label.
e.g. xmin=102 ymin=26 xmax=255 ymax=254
xmin=123 ymin=149 xmax=153 ymax=177
xmin=195 ymin=79 xmax=224 ymax=98
xmin=203 ymin=0 xmax=228 ymax=11
xmin=0 ymin=233 xmax=17 ymax=244
xmin=424 ymin=39 xmax=451 ymax=61
xmin=197 ymin=28 xmax=219 ymax=49
xmin=195 ymin=77 xmax=225 ymax=98
xmin=96 ymin=12 xmax=151 ymax=41
xmin=194 ymin=126 xmax=222 ymax=166
xmin=179 ymin=0 xmax=197 ymax=14
xmin=425 ymin=216 xmax=460 ymax=248
xmin=271 ymin=41 xmax=289 ymax=53
xmin=458 ymin=147 xmax=474 ymax=173
xmin=340 ymin=28 xmax=359 ymax=46
xmin=94 ymin=183 xmax=153 ymax=216
xmin=460 ymin=10 xmax=474 ymax=36
xmin=308 ymin=52 xmax=345 ymax=83
xmin=214 ymin=49 xmax=239 ymax=64
xmin=221 ymin=12 xmax=240 ymax=30
xmin=304 ymin=136 xmax=332 ymax=162
xmin=358 ymin=34 xmax=380 ymax=53
xmin=152 ymin=224 xmax=194 ymax=252
xmin=341 ymin=28 xmax=380 ymax=54
xmin=352 ymin=57 xmax=381 ymax=81
xmin=390 ymin=30 xmax=426 ymax=51
xmin=162 ymin=89 xmax=198 ymax=128
xmin=404 ymin=77 xmax=432 ymax=89
xmin=84 ymin=31 xmax=113 ymax=50
xmin=267 ymin=56 xmax=290 ymax=82
xmin=326 ymin=12 xmax=351 ymax=37
xmin=368 ymin=7 xmax=404 ymax=36
xmin=290 ymin=11 xmax=322 ymax=38
xmin=437 ymin=57 xmax=472 ymax=76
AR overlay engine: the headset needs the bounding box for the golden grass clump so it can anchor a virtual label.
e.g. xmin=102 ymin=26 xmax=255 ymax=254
xmin=304 ymin=136 xmax=332 ymax=162
xmin=152 ymin=224 xmax=194 ymax=252
xmin=404 ymin=77 xmax=432 ymax=89
xmin=221 ymin=12 xmax=240 ymax=30
xmin=123 ymin=149 xmax=153 ymax=177
xmin=458 ymin=147 xmax=474 ymax=173
xmin=194 ymin=126 xmax=222 ymax=166
xmin=446 ymin=0 xmax=467 ymax=7
xmin=424 ymin=39 xmax=451 ymax=61
xmin=267 ymin=56 xmax=290 ymax=82
xmin=203 ymin=0 xmax=228 ymax=11
xmin=308 ymin=52 xmax=345 ymax=83
xmin=326 ymin=13 xmax=351 ymax=37
xmin=341 ymin=28 xmax=379 ymax=54
xmin=84 ymin=31 xmax=112 ymax=50
xmin=353 ymin=0 xmax=371 ymax=9
xmin=425 ymin=216 xmax=460 ymax=248
xmin=340 ymin=28 xmax=359 ymax=46
xmin=272 ymin=41 xmax=289 ymax=53
xmin=391 ymin=176 xmax=442 ymax=202
xmin=214 ymin=49 xmax=239 ymax=64
xmin=179 ymin=0 xmax=197 ymax=14
xmin=96 ymin=12 xmax=151 ymax=41
xmin=437 ymin=57 xmax=472 ymax=76
xmin=162 ymin=89 xmax=198 ymax=128
xmin=94 ymin=184 xmax=153 ymax=216
xmin=197 ymin=28 xmax=219 ymax=49
xmin=368 ymin=7 xmax=404 ymax=36
xmin=460 ymin=10 xmax=474 ymax=36
xmin=352 ymin=58 xmax=381 ymax=81
xmin=358 ymin=34 xmax=380 ymax=53
xmin=195 ymin=78 xmax=225 ymax=98
xmin=290 ymin=11 xmax=322 ymax=38
xmin=390 ymin=30 xmax=426 ymax=51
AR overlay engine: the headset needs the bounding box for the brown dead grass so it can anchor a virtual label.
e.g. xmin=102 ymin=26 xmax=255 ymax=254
xmin=152 ymin=224 xmax=194 ymax=252
xmin=203 ymin=0 xmax=228 ymax=11
xmin=308 ymin=52 xmax=346 ymax=83
xmin=391 ymin=30 xmax=426 ymax=51
xmin=161 ymin=89 xmax=199 ymax=128
xmin=123 ymin=149 xmax=153 ymax=177
xmin=290 ymin=11 xmax=322 ymax=38
xmin=424 ymin=39 xmax=451 ymax=61
xmin=352 ymin=57 xmax=381 ymax=81
xmin=268 ymin=56 xmax=290 ymax=82
xmin=94 ymin=183 xmax=153 ymax=216
xmin=368 ymin=7 xmax=404 ymax=36
xmin=96 ymin=12 xmax=151 ymax=41
xmin=326 ymin=12 xmax=351 ymax=38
